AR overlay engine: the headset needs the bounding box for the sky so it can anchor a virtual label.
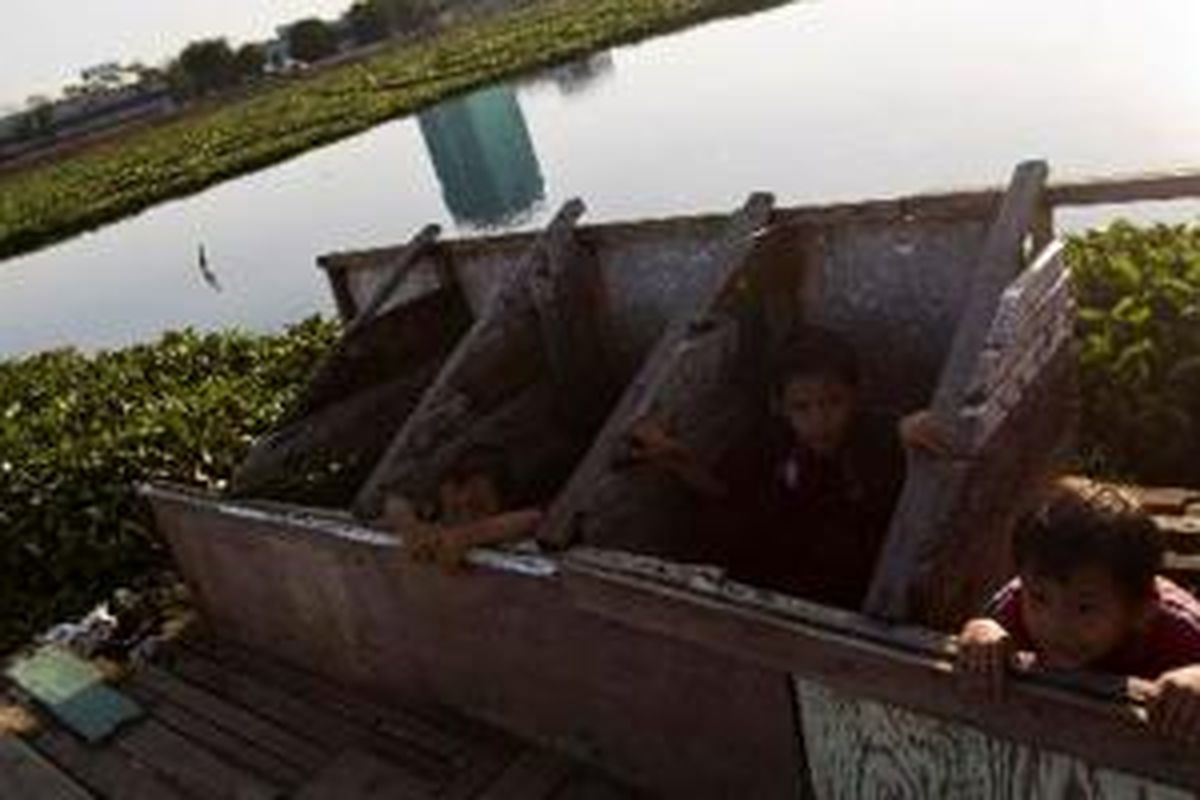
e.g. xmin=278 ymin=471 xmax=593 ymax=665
xmin=1 ymin=0 xmax=349 ymax=110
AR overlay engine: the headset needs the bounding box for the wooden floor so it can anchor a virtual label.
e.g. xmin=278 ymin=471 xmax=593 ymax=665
xmin=1 ymin=636 xmax=637 ymax=799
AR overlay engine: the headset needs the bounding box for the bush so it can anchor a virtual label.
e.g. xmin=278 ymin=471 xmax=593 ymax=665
xmin=0 ymin=317 xmax=338 ymax=652
xmin=1069 ymin=221 xmax=1200 ymax=486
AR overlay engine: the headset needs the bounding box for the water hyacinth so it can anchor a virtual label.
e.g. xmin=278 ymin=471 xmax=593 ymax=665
xmin=0 ymin=316 xmax=339 ymax=651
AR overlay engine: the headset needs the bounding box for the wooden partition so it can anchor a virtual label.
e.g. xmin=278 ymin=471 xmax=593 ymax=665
xmin=353 ymin=195 xmax=775 ymax=523
xmin=536 ymin=192 xmax=775 ymax=550
xmin=865 ymin=160 xmax=1078 ymax=629
xmin=231 ymin=228 xmax=472 ymax=505
xmin=351 ymin=200 xmax=617 ymax=519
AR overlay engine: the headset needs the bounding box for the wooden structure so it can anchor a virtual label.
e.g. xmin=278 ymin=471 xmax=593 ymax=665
xmin=141 ymin=162 xmax=1200 ymax=798
xmin=0 ymin=636 xmax=632 ymax=799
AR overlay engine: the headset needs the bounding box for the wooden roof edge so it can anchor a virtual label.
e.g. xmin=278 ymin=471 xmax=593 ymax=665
xmin=315 ymin=165 xmax=1200 ymax=275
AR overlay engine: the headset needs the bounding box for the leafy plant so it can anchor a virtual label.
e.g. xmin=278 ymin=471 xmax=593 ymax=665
xmin=1069 ymin=221 xmax=1200 ymax=486
xmin=0 ymin=317 xmax=339 ymax=652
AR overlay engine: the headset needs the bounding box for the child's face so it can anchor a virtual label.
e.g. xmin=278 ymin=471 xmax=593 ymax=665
xmin=778 ymin=374 xmax=858 ymax=455
xmin=1019 ymin=565 xmax=1150 ymax=670
xmin=438 ymin=473 xmax=502 ymax=524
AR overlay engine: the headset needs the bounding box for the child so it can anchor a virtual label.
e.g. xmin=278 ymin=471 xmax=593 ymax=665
xmin=957 ymin=477 xmax=1200 ymax=744
xmin=385 ymin=446 xmax=543 ymax=572
xmin=629 ymin=324 xmax=946 ymax=607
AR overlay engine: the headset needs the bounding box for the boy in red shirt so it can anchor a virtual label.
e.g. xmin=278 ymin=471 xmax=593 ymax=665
xmin=957 ymin=477 xmax=1200 ymax=745
xmin=628 ymin=325 xmax=946 ymax=607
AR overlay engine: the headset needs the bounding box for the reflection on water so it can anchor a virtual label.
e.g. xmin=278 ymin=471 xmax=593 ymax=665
xmin=545 ymin=52 xmax=616 ymax=97
xmin=418 ymin=86 xmax=545 ymax=229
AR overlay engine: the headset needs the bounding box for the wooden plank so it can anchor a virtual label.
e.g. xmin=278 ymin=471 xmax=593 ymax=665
xmin=797 ymin=680 xmax=1193 ymax=800
xmin=538 ymin=192 xmax=775 ymax=546
xmin=131 ymin=663 xmax=328 ymax=773
xmin=353 ymin=200 xmax=587 ymax=520
xmin=528 ymin=210 xmax=617 ymax=432
xmin=178 ymin=639 xmax=492 ymax=770
xmin=294 ymin=748 xmax=432 ymax=799
xmin=561 ymin=554 xmax=1200 ymax=791
xmin=1047 ymin=169 xmax=1200 ymax=208
xmin=32 ymin=726 xmax=190 ymax=800
xmin=438 ymin=743 xmax=525 ymax=800
xmin=552 ymin=773 xmax=636 ymax=800
xmin=115 ymin=719 xmax=280 ymax=800
xmin=283 ymin=283 xmax=471 ymax=426
xmin=124 ymin=680 xmax=306 ymax=789
xmin=163 ymin=648 xmax=456 ymax=787
xmin=864 ymin=160 xmax=1052 ymax=625
xmin=0 ymin=735 xmax=93 ymax=800
xmin=345 ymin=224 xmax=441 ymax=336
xmin=231 ymin=363 xmax=441 ymax=501
xmin=475 ymin=750 xmax=574 ymax=800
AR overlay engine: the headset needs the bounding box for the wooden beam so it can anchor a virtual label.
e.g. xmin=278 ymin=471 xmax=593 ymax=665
xmin=285 ymin=275 xmax=471 ymax=426
xmin=344 ymin=224 xmax=441 ymax=337
xmin=0 ymin=736 xmax=93 ymax=800
xmin=1048 ymin=169 xmax=1200 ymax=208
xmin=864 ymin=161 xmax=1051 ymax=624
xmin=560 ymin=552 xmax=1200 ymax=791
xmin=230 ymin=363 xmax=441 ymax=501
xmin=352 ymin=201 xmax=586 ymax=520
xmin=528 ymin=212 xmax=617 ymax=432
xmin=537 ymin=193 xmax=775 ymax=547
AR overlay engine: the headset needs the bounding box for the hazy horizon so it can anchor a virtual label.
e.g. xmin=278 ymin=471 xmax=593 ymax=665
xmin=2 ymin=0 xmax=349 ymax=110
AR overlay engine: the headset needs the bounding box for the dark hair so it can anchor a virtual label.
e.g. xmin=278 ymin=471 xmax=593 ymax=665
xmin=770 ymin=325 xmax=861 ymax=396
xmin=441 ymin=444 xmax=511 ymax=497
xmin=1013 ymin=478 xmax=1163 ymax=600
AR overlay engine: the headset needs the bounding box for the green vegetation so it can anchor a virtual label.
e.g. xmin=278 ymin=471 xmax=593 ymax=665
xmin=1070 ymin=221 xmax=1200 ymax=487
xmin=0 ymin=318 xmax=339 ymax=652
xmin=0 ymin=0 xmax=785 ymax=261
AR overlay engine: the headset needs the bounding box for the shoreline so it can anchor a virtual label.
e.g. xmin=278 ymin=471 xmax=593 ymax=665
xmin=0 ymin=0 xmax=788 ymax=264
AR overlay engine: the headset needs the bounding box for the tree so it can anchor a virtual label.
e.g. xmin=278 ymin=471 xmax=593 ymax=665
xmin=173 ymin=39 xmax=238 ymax=97
xmin=370 ymin=0 xmax=440 ymax=34
xmin=233 ymin=43 xmax=266 ymax=80
xmin=288 ymin=19 xmax=338 ymax=64
xmin=15 ymin=99 xmax=55 ymax=141
xmin=345 ymin=2 xmax=388 ymax=46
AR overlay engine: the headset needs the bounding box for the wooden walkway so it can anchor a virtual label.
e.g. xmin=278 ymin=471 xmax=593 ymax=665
xmin=1 ymin=636 xmax=636 ymax=799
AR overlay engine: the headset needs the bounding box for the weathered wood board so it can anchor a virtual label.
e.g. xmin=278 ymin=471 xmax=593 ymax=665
xmin=538 ymin=192 xmax=775 ymax=547
xmin=796 ymin=680 xmax=1195 ymax=800
xmin=353 ymin=200 xmax=595 ymax=519
xmin=865 ymin=161 xmax=1077 ymax=629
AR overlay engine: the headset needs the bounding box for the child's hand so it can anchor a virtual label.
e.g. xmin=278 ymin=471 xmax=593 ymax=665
xmin=435 ymin=509 xmax=544 ymax=573
xmin=625 ymin=417 xmax=686 ymax=465
xmin=1147 ymin=665 xmax=1200 ymax=747
xmin=383 ymin=495 xmax=441 ymax=563
xmin=956 ymin=618 xmax=1014 ymax=699
xmin=899 ymin=410 xmax=952 ymax=457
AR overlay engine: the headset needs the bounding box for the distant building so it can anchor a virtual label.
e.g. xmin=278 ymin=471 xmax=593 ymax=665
xmin=0 ymin=66 xmax=175 ymax=161
xmin=417 ymin=85 xmax=545 ymax=228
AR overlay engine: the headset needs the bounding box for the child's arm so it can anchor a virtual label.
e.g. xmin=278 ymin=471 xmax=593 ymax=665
xmin=955 ymin=617 xmax=1015 ymax=699
xmin=1147 ymin=665 xmax=1200 ymax=747
xmin=432 ymin=509 xmax=544 ymax=572
xmin=898 ymin=409 xmax=953 ymax=457
xmin=623 ymin=417 xmax=728 ymax=499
